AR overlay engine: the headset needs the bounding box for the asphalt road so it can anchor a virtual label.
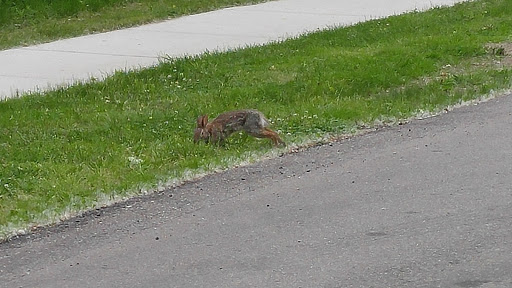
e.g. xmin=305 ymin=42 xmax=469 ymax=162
xmin=2 ymin=94 xmax=512 ymax=287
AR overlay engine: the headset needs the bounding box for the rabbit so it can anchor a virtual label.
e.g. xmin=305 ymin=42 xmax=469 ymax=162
xmin=194 ymin=109 xmax=285 ymax=147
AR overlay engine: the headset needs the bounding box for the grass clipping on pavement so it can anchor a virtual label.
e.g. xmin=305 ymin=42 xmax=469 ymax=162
xmin=1 ymin=0 xmax=512 ymax=239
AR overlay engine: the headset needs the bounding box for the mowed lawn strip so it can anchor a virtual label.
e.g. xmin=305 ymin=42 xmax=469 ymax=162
xmin=1 ymin=0 xmax=512 ymax=239
xmin=0 ymin=0 xmax=271 ymax=50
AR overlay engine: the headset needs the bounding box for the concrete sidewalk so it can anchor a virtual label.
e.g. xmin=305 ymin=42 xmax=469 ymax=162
xmin=0 ymin=0 xmax=463 ymax=100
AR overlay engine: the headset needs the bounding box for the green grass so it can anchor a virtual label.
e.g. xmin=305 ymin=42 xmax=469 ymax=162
xmin=1 ymin=0 xmax=512 ymax=239
xmin=0 ymin=0 xmax=270 ymax=50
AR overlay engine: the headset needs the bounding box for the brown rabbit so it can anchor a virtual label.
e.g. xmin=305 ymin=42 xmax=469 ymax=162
xmin=194 ymin=109 xmax=285 ymax=147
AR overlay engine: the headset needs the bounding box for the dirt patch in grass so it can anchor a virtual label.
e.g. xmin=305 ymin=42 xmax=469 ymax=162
xmin=485 ymin=42 xmax=512 ymax=67
xmin=416 ymin=42 xmax=512 ymax=89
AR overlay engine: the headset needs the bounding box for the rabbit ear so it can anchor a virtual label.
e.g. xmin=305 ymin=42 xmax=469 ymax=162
xmin=201 ymin=115 xmax=208 ymax=127
xmin=196 ymin=115 xmax=204 ymax=128
xmin=196 ymin=115 xmax=208 ymax=128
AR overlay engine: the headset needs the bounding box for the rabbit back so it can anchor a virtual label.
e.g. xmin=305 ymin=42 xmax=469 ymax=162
xmin=242 ymin=110 xmax=270 ymax=135
xmin=199 ymin=109 xmax=284 ymax=146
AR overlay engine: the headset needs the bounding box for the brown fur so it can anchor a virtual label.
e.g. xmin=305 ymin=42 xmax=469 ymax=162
xmin=194 ymin=109 xmax=285 ymax=147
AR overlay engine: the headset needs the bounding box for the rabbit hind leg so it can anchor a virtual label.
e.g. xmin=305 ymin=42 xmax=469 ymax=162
xmin=250 ymin=128 xmax=285 ymax=147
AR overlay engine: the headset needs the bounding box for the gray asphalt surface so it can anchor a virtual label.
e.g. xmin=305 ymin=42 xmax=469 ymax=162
xmin=2 ymin=93 xmax=511 ymax=287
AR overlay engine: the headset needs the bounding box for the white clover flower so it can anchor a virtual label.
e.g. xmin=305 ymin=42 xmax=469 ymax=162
xmin=128 ymin=156 xmax=143 ymax=166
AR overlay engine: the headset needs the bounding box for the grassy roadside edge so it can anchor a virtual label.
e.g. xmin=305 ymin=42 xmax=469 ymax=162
xmin=1 ymin=0 xmax=512 ymax=241
xmin=4 ymin=86 xmax=511 ymax=241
